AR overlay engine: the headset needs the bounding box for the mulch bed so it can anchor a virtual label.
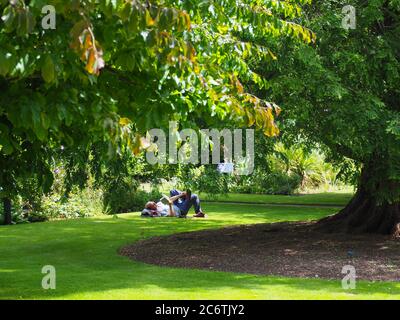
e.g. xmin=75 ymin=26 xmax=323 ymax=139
xmin=119 ymin=222 xmax=400 ymax=281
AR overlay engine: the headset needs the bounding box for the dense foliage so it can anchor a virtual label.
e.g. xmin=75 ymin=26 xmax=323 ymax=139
xmin=263 ymin=0 xmax=400 ymax=234
xmin=0 ymin=0 xmax=314 ymax=223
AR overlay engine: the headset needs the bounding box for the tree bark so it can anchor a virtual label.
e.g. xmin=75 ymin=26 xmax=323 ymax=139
xmin=317 ymin=165 xmax=400 ymax=236
xmin=3 ymin=197 xmax=12 ymax=225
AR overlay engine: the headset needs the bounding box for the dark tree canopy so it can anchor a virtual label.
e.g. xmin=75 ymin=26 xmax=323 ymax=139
xmin=265 ymin=0 xmax=400 ymax=234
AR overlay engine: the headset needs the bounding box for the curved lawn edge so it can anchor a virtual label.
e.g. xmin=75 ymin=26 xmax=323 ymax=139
xmin=120 ymin=221 xmax=400 ymax=282
xmin=1 ymin=203 xmax=399 ymax=300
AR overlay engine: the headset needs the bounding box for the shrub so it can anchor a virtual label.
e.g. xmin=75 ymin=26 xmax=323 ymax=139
xmin=104 ymin=183 xmax=162 ymax=214
xmin=230 ymin=170 xmax=301 ymax=195
xmin=37 ymin=187 xmax=106 ymax=220
xmin=261 ymin=172 xmax=302 ymax=195
xmin=176 ymin=165 xmax=231 ymax=197
xmin=172 ymin=164 xmax=302 ymax=196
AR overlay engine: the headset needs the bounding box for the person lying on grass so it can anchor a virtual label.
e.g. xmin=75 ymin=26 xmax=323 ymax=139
xmin=141 ymin=190 xmax=205 ymax=218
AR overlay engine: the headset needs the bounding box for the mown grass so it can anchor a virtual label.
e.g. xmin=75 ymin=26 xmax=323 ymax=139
xmin=201 ymin=192 xmax=354 ymax=206
xmin=0 ymin=193 xmax=399 ymax=300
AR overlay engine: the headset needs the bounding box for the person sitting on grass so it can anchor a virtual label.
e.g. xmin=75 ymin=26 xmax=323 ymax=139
xmin=141 ymin=190 xmax=205 ymax=218
xmin=169 ymin=189 xmax=205 ymax=218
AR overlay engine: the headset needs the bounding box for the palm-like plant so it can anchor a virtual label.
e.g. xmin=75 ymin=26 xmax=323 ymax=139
xmin=272 ymin=143 xmax=337 ymax=190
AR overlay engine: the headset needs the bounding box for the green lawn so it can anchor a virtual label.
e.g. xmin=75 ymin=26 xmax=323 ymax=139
xmin=201 ymin=192 xmax=354 ymax=206
xmin=0 ymin=194 xmax=399 ymax=300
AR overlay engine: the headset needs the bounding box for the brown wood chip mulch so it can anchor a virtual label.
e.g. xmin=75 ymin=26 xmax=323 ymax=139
xmin=120 ymin=222 xmax=400 ymax=281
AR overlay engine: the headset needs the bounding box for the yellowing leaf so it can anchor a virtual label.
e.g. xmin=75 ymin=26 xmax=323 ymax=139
xmin=41 ymin=55 xmax=55 ymax=83
xmin=145 ymin=10 xmax=155 ymax=27
xmin=119 ymin=117 xmax=131 ymax=126
xmin=85 ymin=49 xmax=96 ymax=74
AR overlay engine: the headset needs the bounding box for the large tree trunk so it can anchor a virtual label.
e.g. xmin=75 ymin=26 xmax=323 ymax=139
xmin=3 ymin=197 xmax=12 ymax=225
xmin=317 ymin=165 xmax=400 ymax=237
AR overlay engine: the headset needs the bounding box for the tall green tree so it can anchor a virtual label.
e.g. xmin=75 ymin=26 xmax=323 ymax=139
xmin=0 ymin=0 xmax=313 ymax=223
xmin=265 ymin=0 xmax=400 ymax=235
